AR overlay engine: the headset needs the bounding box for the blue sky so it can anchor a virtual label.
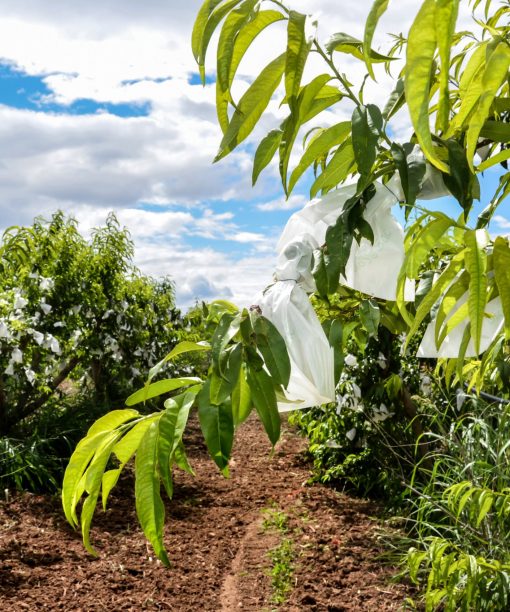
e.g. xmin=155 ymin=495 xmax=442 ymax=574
xmin=0 ymin=0 xmax=507 ymax=309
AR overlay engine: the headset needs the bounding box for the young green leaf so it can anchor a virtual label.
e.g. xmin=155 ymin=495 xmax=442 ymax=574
xmin=360 ymin=300 xmax=380 ymax=337
xmin=216 ymin=53 xmax=286 ymax=160
xmin=493 ymin=237 xmax=510 ymax=340
xmin=310 ymin=139 xmax=356 ymax=197
xmin=391 ymin=142 xmax=426 ymax=212
xmin=405 ymin=0 xmax=448 ymax=172
xmin=125 ymin=377 xmax=202 ymax=406
xmin=351 ymin=104 xmax=383 ymax=178
xmin=231 ymin=363 xmax=252 ymax=425
xmin=135 ymin=421 xmax=170 ymax=566
xmin=197 ymin=381 xmax=234 ymax=474
xmin=288 ymin=121 xmax=351 ymax=194
xmin=247 ymin=365 xmax=280 ymax=447
xmin=250 ymin=313 xmax=291 ymax=387
xmin=285 ymin=11 xmax=314 ymax=110
xmin=148 ymin=341 xmax=210 ymax=382
xmin=253 ymin=129 xmax=282 ymax=185
xmin=363 ymin=0 xmax=390 ymax=80
xmin=383 ymin=78 xmax=405 ymax=121
xmin=434 ymin=0 xmax=459 ymax=132
xmin=464 ymin=229 xmax=488 ymax=355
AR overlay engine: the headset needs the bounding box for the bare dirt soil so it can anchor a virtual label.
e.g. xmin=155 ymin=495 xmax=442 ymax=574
xmin=0 ymin=414 xmax=411 ymax=611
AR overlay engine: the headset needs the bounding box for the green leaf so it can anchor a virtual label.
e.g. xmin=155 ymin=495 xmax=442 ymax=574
xmin=173 ymin=441 xmax=194 ymax=475
xmin=310 ymin=139 xmax=356 ymax=197
xmin=478 ymin=148 xmax=510 ymax=172
xmin=135 ymin=421 xmax=170 ymax=566
xmin=434 ymin=0 xmax=459 ymax=132
xmin=324 ymin=211 xmax=354 ymax=292
xmin=493 ymin=237 xmax=510 ymax=340
xmin=253 ymin=129 xmax=282 ymax=185
xmin=125 ymin=378 xmax=202 ymax=406
xmin=197 ymin=381 xmax=234 ymax=474
xmin=405 ymin=216 xmax=454 ymax=279
xmin=442 ymin=139 xmax=478 ymax=215
xmin=466 ymin=42 xmax=510 ymax=168
xmin=81 ymin=431 xmax=120 ymax=556
xmin=360 ymin=300 xmax=380 ymax=337
xmin=216 ymin=53 xmax=286 ymax=160
xmin=87 ymin=409 xmax=139 ymax=436
xmin=158 ymin=391 xmax=195 ymax=499
xmin=211 ymin=312 xmax=241 ymax=374
xmin=434 ymin=271 xmax=469 ymax=350
xmin=285 ymin=11 xmax=314 ymax=110
xmin=391 ymin=142 xmax=426 ymax=211
xmin=405 ymin=0 xmax=448 ymax=172
xmin=351 ymin=104 xmax=382 ymax=178
xmin=113 ymin=414 xmax=161 ymax=464
xmin=363 ymin=0 xmax=390 ymax=80
xmin=216 ymin=0 xmax=259 ymax=93
xmin=101 ymin=468 xmax=122 ymax=512
xmin=288 ymin=121 xmax=351 ymax=194
xmin=62 ymin=430 xmax=110 ymax=528
xmin=326 ymin=31 xmax=394 ymax=63
xmin=247 ymin=365 xmax=280 ymax=447
xmin=231 ymin=363 xmax=252 ymax=425
xmin=404 ymin=251 xmax=464 ymax=344
xmin=148 ymin=341 xmax=210 ymax=382
xmin=327 ymin=319 xmax=344 ymax=384
xmin=250 ymin=312 xmax=291 ymax=387
xmin=192 ymin=0 xmax=242 ymax=83
xmin=312 ymin=247 xmax=328 ymax=297
xmin=383 ymin=78 xmax=405 ymax=121
xmin=464 ymin=229 xmax=488 ymax=354
xmin=209 ymin=369 xmax=233 ymax=405
xmin=217 ymin=9 xmax=285 ymax=132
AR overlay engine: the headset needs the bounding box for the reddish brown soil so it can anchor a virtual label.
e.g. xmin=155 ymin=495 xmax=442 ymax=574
xmin=0 ymin=415 xmax=411 ymax=611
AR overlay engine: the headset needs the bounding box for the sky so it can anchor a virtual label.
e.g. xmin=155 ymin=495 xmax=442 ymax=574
xmin=0 ymin=0 xmax=508 ymax=309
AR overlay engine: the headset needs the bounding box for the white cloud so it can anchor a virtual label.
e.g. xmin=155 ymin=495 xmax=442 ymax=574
xmin=257 ymin=194 xmax=308 ymax=212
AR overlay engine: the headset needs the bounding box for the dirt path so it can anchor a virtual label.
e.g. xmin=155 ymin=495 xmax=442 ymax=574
xmin=0 ymin=415 xmax=410 ymax=611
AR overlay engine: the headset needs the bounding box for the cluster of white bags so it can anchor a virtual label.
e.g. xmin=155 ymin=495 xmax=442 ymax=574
xmin=256 ymin=149 xmax=504 ymax=411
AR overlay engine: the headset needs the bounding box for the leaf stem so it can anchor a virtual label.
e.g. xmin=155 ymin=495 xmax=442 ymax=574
xmin=312 ymin=40 xmax=361 ymax=107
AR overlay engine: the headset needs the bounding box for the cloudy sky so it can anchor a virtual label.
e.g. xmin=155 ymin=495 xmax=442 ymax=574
xmin=0 ymin=0 xmax=507 ymax=309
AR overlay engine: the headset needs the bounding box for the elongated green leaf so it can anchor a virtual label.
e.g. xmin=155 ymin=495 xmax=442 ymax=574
xmin=280 ymin=74 xmax=333 ymax=190
xmin=216 ymin=53 xmax=285 ymax=160
xmin=324 ymin=211 xmax=354 ymax=292
xmin=360 ymin=300 xmax=380 ymax=337
xmin=197 ymin=381 xmax=234 ymax=474
xmin=493 ymin=237 xmax=510 ymax=340
xmin=211 ymin=312 xmax=241 ymax=374
xmin=434 ymin=0 xmax=459 ymax=132
xmin=217 ymin=0 xmax=258 ymax=92
xmin=464 ymin=229 xmax=488 ymax=354
xmin=405 ymin=217 xmax=454 ymax=278
xmin=113 ymin=414 xmax=161 ymax=464
xmin=312 ymin=247 xmax=328 ymax=297
xmin=288 ymin=121 xmax=350 ymax=194
xmin=81 ymin=431 xmax=120 ymax=556
xmin=478 ymin=148 xmax=510 ymax=171
xmin=251 ymin=313 xmax=291 ymax=387
xmin=383 ymin=78 xmax=405 ymax=121
xmin=158 ymin=391 xmax=195 ymax=499
xmin=405 ymin=0 xmax=448 ymax=172
xmin=404 ymin=251 xmax=464 ymax=343
xmin=135 ymin=421 xmax=170 ymax=566
xmin=101 ymin=468 xmax=122 ymax=512
xmin=391 ymin=142 xmax=426 ymax=211
xmin=149 ymin=341 xmax=210 ymax=382
xmin=126 ymin=377 xmax=202 ymax=406
xmin=466 ymin=42 xmax=510 ymax=167
xmin=310 ymin=139 xmax=356 ymax=197
xmin=442 ymin=139 xmax=478 ymax=215
xmin=326 ymin=31 xmax=394 ymax=63
xmin=87 ymin=409 xmax=139 ymax=436
xmin=253 ymin=129 xmax=282 ymax=185
xmin=247 ymin=366 xmax=280 ymax=446
xmin=363 ymin=0 xmax=390 ymax=80
xmin=352 ymin=104 xmax=382 ymax=178
xmin=173 ymin=441 xmax=194 ymax=475
xmin=434 ymin=271 xmax=469 ymax=349
xmin=217 ymin=9 xmax=286 ymax=132
xmin=193 ymin=0 xmax=242 ymax=83
xmin=209 ymin=369 xmax=233 ymax=405
xmin=62 ymin=430 xmax=110 ymax=528
xmin=232 ymin=363 xmax=252 ymax=425
xmin=285 ymin=11 xmax=313 ymax=110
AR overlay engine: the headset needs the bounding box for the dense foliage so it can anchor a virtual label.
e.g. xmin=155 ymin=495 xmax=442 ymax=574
xmin=0 ymin=212 xmax=186 ymax=491
xmin=61 ymin=1 xmax=510 ymax=608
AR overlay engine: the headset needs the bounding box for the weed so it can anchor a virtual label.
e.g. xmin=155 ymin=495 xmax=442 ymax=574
xmin=267 ymin=538 xmax=295 ymax=605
